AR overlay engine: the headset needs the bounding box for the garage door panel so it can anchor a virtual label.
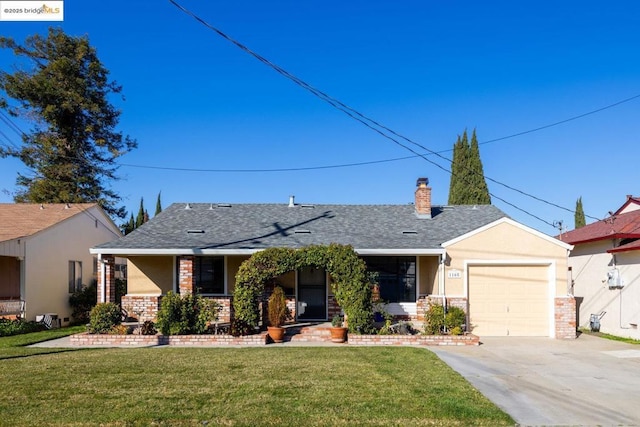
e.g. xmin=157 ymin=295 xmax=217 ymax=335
xmin=469 ymin=265 xmax=549 ymax=337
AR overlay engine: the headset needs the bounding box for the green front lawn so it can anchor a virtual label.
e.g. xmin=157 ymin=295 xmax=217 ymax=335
xmin=0 ymin=330 xmax=513 ymax=426
xmin=0 ymin=325 xmax=86 ymax=359
xmin=579 ymin=328 xmax=640 ymax=345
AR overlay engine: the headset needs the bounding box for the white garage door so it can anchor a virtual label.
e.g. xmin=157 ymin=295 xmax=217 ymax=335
xmin=468 ymin=265 xmax=550 ymax=336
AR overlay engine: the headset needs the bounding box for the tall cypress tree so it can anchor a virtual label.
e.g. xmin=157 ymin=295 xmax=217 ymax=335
xmin=155 ymin=192 xmax=162 ymax=216
xmin=468 ymin=129 xmax=491 ymax=204
xmin=127 ymin=213 xmax=135 ymax=234
xmin=448 ymin=128 xmax=491 ymax=205
xmin=448 ymin=132 xmax=468 ymax=204
xmin=135 ymin=197 xmax=145 ymax=228
xmin=122 ymin=213 xmax=135 ymax=235
xmin=575 ymin=197 xmax=586 ymax=229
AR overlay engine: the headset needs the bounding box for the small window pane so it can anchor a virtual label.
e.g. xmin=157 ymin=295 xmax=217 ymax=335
xmin=69 ymin=261 xmax=75 ymax=293
xmin=69 ymin=261 xmax=82 ymax=293
xmin=195 ymin=257 xmax=224 ymax=294
xmin=363 ymin=256 xmax=416 ymax=303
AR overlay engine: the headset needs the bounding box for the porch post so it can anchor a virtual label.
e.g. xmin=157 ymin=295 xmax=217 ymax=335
xmin=178 ymin=255 xmax=195 ymax=294
xmin=97 ymin=254 xmax=116 ymax=303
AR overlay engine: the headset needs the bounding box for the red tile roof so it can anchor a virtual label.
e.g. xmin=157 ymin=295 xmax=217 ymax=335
xmin=0 ymin=203 xmax=97 ymax=242
xmin=609 ymin=238 xmax=640 ymax=253
xmin=558 ymin=209 xmax=640 ymax=245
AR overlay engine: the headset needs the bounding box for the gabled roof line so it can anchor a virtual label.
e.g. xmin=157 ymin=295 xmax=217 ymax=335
xmin=614 ymin=195 xmax=640 ymax=215
xmin=0 ymin=203 xmax=117 ymax=243
xmin=442 ymin=217 xmax=574 ymax=250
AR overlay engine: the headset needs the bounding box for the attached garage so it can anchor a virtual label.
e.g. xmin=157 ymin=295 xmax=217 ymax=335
xmin=468 ymin=264 xmax=552 ymax=336
xmin=442 ymin=217 xmax=575 ymax=339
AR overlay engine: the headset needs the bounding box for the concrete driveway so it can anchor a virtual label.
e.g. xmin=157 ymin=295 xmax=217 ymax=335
xmin=431 ymin=334 xmax=640 ymax=426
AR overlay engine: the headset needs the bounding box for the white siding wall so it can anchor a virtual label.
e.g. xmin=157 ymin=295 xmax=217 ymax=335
xmin=570 ymin=240 xmax=640 ymax=339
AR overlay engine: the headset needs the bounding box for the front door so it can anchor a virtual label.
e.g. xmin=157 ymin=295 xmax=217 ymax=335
xmin=297 ymin=266 xmax=327 ymax=321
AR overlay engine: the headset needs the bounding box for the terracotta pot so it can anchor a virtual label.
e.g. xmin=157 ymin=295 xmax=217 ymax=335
xmin=330 ymin=326 xmax=348 ymax=343
xmin=267 ymin=326 xmax=285 ymax=343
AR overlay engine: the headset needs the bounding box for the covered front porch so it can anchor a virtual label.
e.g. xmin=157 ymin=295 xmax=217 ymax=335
xmin=93 ymin=249 xmax=451 ymax=326
xmin=0 ymin=245 xmax=25 ymax=318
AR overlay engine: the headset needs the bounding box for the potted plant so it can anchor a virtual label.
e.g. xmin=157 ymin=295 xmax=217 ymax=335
xmin=267 ymin=286 xmax=288 ymax=343
xmin=330 ymin=314 xmax=348 ymax=343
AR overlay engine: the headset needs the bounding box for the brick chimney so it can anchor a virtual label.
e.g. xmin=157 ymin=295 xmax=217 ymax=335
xmin=415 ymin=177 xmax=432 ymax=218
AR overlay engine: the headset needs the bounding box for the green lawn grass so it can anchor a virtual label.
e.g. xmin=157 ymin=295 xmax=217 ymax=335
xmin=579 ymin=328 xmax=640 ymax=345
xmin=0 ymin=330 xmax=514 ymax=426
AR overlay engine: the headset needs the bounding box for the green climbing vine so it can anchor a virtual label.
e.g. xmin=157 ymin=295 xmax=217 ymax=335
xmin=233 ymin=244 xmax=374 ymax=334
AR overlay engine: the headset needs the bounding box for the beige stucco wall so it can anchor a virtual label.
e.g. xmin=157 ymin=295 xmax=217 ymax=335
xmin=226 ymin=255 xmax=250 ymax=294
xmin=569 ymin=240 xmax=640 ymax=339
xmin=445 ymin=221 xmax=570 ymax=297
xmin=127 ymin=256 xmax=173 ymax=295
xmin=418 ymin=256 xmax=439 ymax=295
xmin=23 ymin=206 xmax=121 ymax=323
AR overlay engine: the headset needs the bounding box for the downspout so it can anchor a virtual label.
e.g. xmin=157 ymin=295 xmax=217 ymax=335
xmin=567 ymin=249 xmax=574 ymax=296
xmin=439 ymin=254 xmax=446 ymax=307
xmin=440 ymin=254 xmax=447 ymax=331
xmin=619 ymin=288 xmax=631 ymax=330
xmin=611 ymin=252 xmax=631 ymax=330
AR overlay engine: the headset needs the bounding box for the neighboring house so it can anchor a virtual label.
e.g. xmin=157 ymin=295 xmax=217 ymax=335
xmin=92 ymin=179 xmax=575 ymax=338
xmin=559 ymin=195 xmax=640 ymax=339
xmin=0 ymin=203 xmax=122 ymax=325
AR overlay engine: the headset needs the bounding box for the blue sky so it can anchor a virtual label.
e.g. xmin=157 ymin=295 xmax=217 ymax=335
xmin=0 ymin=1 xmax=638 ymax=236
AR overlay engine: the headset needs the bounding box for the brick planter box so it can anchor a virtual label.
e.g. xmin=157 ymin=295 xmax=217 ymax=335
xmin=348 ymin=334 xmax=479 ymax=346
xmin=69 ymin=332 xmax=478 ymax=347
xmin=69 ymin=332 xmax=268 ymax=347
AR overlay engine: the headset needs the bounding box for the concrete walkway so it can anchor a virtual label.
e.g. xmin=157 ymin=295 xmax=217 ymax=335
xmin=431 ymin=334 xmax=640 ymax=426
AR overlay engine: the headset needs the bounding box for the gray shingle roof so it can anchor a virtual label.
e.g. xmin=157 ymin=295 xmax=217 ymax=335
xmin=94 ymin=202 xmax=507 ymax=252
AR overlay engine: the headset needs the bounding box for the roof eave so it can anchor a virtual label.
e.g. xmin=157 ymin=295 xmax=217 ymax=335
xmin=90 ymin=247 xmax=446 ymax=256
xmin=565 ymin=233 xmax=640 ymax=246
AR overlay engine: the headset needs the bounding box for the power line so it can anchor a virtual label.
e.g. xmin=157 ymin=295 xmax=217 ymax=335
xmin=478 ymin=93 xmax=640 ymax=145
xmin=0 ymin=129 xmax=19 ymax=150
xmin=0 ymin=111 xmax=26 ymax=138
xmin=119 ymin=91 xmax=640 ymax=175
xmin=167 ymin=0 xmax=608 ymax=227
xmin=119 ymin=154 xmax=419 ymax=172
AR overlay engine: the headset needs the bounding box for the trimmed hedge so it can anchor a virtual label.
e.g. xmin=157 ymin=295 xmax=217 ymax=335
xmin=156 ymin=292 xmax=220 ymax=335
xmin=0 ymin=319 xmax=46 ymax=337
xmin=88 ymin=302 xmax=122 ymax=334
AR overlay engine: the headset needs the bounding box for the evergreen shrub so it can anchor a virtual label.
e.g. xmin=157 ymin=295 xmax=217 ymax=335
xmin=89 ymin=302 xmax=122 ymax=334
xmin=424 ymin=303 xmax=467 ymax=335
xmin=0 ymin=319 xmax=46 ymax=337
xmin=156 ymin=291 xmax=219 ymax=335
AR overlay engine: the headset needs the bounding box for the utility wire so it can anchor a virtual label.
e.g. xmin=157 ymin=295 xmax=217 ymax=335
xmin=0 ymin=130 xmax=19 ymax=150
xmin=119 ymin=154 xmax=419 ymax=172
xmin=3 ymin=3 xmax=628 ymax=227
xmin=116 ymin=91 xmax=640 ymax=178
xmin=168 ymin=0 xmax=610 ymax=227
xmin=0 ymin=111 xmax=26 ymax=138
